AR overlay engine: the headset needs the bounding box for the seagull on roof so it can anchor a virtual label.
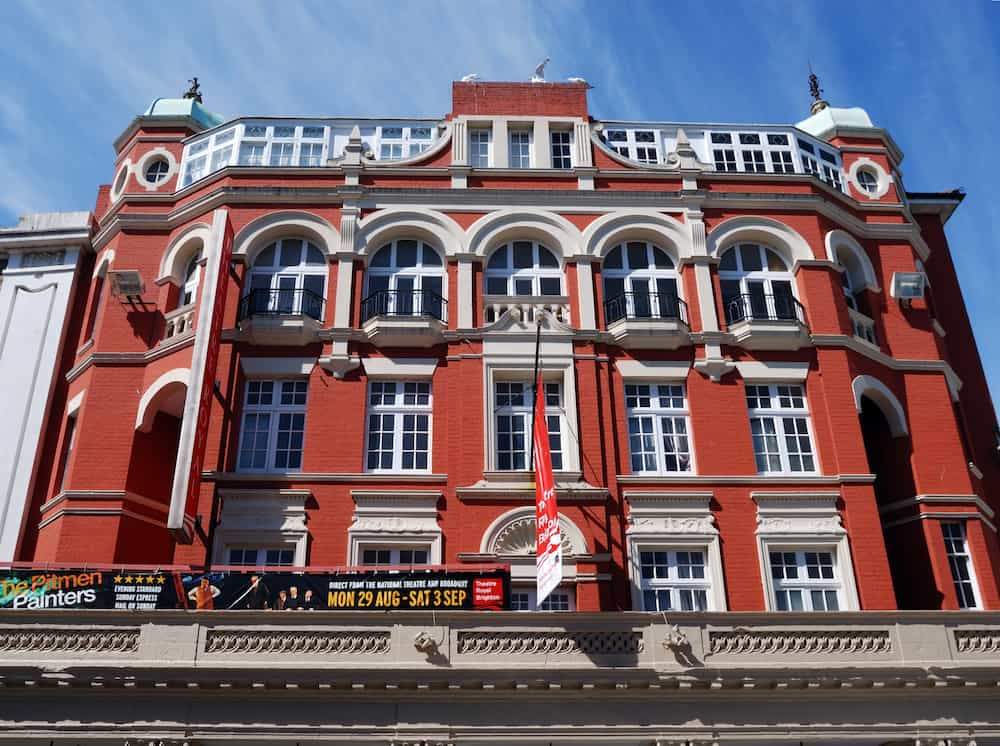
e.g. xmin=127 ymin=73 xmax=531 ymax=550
xmin=567 ymin=76 xmax=592 ymax=88
xmin=461 ymin=73 xmax=481 ymax=82
xmin=531 ymin=57 xmax=550 ymax=83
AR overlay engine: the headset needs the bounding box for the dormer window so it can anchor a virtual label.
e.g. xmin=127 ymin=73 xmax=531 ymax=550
xmin=484 ymin=241 xmax=562 ymax=296
xmin=470 ymin=128 xmax=491 ymax=168
xmin=550 ymin=131 xmax=572 ymax=169
xmin=509 ymin=129 xmax=532 ymax=168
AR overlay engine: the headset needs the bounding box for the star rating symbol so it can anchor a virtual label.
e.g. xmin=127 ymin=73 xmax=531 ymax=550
xmin=124 ymin=575 xmax=133 ymax=584
xmin=134 ymin=575 xmax=144 ymax=585
xmin=114 ymin=575 xmax=123 ymax=584
xmin=157 ymin=575 xmax=166 ymax=584
xmin=145 ymin=575 xmax=155 ymax=584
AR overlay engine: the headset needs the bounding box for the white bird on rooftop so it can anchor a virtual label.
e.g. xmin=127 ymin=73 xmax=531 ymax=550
xmin=567 ymin=76 xmax=592 ymax=88
xmin=531 ymin=57 xmax=550 ymax=83
xmin=461 ymin=73 xmax=481 ymax=82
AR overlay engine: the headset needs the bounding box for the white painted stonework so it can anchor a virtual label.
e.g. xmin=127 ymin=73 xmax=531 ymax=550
xmin=0 ymin=211 xmax=90 ymax=561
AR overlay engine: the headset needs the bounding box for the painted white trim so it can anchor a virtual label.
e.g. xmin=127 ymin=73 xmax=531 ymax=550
xmin=134 ymin=147 xmax=179 ymax=191
xmin=232 ymin=210 xmax=340 ymax=265
xmin=847 ymin=157 xmax=891 ymax=200
xmin=852 ymin=374 xmax=909 ymax=437
xmin=466 ymin=208 xmax=582 ymax=258
xmin=825 ymin=229 xmax=879 ymax=291
xmin=736 ymin=361 xmax=811 ymax=382
xmin=479 ymin=505 xmax=588 ymax=556
xmin=706 ymin=216 xmax=814 ymax=265
xmin=65 ymin=389 xmax=85 ymax=418
xmin=581 ymin=210 xmax=692 ymax=260
xmin=156 ymin=223 xmax=211 ymax=286
xmin=357 ymin=208 xmax=465 ymax=258
xmin=348 ymin=490 xmax=442 ymax=565
xmin=109 ymin=160 xmax=131 ymax=203
xmin=361 ymin=357 xmax=438 ymax=379
xmin=882 ymin=510 xmax=998 ymax=535
xmin=135 ymin=367 xmax=190 ymax=432
xmin=615 ymin=359 xmax=691 ymax=380
xmin=240 ymin=357 xmax=316 ymax=378
xmin=752 ymin=492 xmax=860 ymax=612
xmin=879 ymin=494 xmax=996 ymax=519
xmin=212 ymin=489 xmax=310 ymax=566
xmin=624 ymin=491 xmax=727 ymax=611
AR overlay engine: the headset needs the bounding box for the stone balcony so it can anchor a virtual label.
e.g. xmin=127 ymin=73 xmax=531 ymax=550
xmin=1 ymin=610 xmax=998 ymax=743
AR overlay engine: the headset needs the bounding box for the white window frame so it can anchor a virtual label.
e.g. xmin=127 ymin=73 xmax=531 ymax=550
xmin=510 ymin=585 xmax=575 ymax=611
xmin=625 ymin=493 xmax=727 ymax=611
xmin=469 ymin=127 xmax=492 ymax=168
xmin=942 ymin=521 xmax=982 ymax=610
xmin=359 ymin=546 xmax=431 ymax=566
xmin=247 ymin=237 xmax=327 ymax=318
xmin=745 ymin=383 xmax=818 ymax=475
xmin=601 ymin=241 xmax=682 ymax=323
xmin=624 ymin=382 xmax=693 ymax=474
xmin=364 ymin=239 xmax=447 ymax=320
xmin=603 ymin=128 xmax=659 ymax=164
xmin=509 ymin=128 xmax=533 ymax=168
xmin=767 ymin=547 xmax=843 ymax=611
xmin=226 ymin=546 xmax=297 ymax=567
xmin=484 ymin=240 xmax=564 ymax=297
xmin=718 ymin=242 xmax=799 ymax=324
xmin=236 ymin=379 xmax=309 ymax=472
xmin=753 ymin=492 xmax=860 ymax=612
xmin=636 ymin=548 xmax=712 ymax=611
xmin=364 ymin=381 xmax=433 ymax=473
xmin=550 ymin=129 xmax=573 ymax=169
xmin=492 ymin=379 xmax=564 ymax=472
xmin=180 ymin=251 xmax=202 ymax=308
xmin=212 ymin=490 xmax=310 ymax=566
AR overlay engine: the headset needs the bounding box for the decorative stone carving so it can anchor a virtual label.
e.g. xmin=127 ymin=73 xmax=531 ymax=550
xmin=413 ymin=630 xmax=439 ymax=654
xmin=954 ymin=629 xmax=1000 ymax=654
xmin=0 ymin=627 xmax=139 ymax=653
xmin=492 ymin=516 xmax=575 ymax=555
xmin=662 ymin=624 xmax=690 ymax=651
xmin=457 ymin=630 xmax=643 ymax=656
xmin=204 ymin=629 xmax=390 ymax=655
xmin=709 ymin=629 xmax=891 ymax=656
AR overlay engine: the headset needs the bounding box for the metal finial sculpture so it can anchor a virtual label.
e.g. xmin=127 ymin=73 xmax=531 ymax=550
xmin=807 ymin=64 xmax=828 ymax=114
xmin=183 ymin=77 xmax=203 ymax=104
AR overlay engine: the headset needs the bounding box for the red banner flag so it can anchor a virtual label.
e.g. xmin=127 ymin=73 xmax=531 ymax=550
xmin=533 ymin=373 xmax=562 ymax=605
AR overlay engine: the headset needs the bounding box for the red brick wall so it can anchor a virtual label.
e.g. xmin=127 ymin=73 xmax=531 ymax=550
xmin=451 ymin=82 xmax=588 ymax=118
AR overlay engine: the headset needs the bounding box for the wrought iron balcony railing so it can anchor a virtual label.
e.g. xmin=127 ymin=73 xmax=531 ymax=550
xmin=237 ymin=288 xmax=325 ymax=322
xmin=360 ymin=289 xmax=447 ymax=323
xmin=725 ymin=293 xmax=806 ymax=326
xmin=604 ymin=291 xmax=688 ymax=326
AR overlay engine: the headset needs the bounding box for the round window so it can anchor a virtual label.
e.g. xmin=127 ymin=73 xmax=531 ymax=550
xmin=856 ymin=168 xmax=879 ymax=193
xmin=145 ymin=159 xmax=170 ymax=183
xmin=112 ymin=166 xmax=128 ymax=196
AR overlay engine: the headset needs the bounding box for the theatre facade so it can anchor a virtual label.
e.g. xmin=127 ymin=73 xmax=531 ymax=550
xmin=1 ymin=77 xmax=999 ymax=743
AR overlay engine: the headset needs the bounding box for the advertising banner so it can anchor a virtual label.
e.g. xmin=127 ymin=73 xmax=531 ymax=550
xmin=533 ymin=373 xmax=562 ymax=605
xmin=168 ymin=208 xmax=234 ymax=542
xmin=0 ymin=567 xmax=509 ymax=611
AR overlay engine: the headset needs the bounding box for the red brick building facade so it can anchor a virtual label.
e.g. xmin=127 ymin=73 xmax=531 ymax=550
xmin=18 ymin=80 xmax=999 ymax=615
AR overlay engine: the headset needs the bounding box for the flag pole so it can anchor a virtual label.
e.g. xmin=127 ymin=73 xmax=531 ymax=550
xmin=529 ymin=316 xmax=542 ymax=471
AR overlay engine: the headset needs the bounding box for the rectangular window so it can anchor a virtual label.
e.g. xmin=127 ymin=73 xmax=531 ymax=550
xmin=227 ymin=547 xmax=295 ymax=566
xmin=210 ymin=146 xmax=232 ymax=172
xmin=57 ymin=415 xmax=77 ymax=492
xmin=713 ymin=148 xmax=737 ymax=171
xmin=769 ymin=549 xmax=840 ymax=611
xmin=237 ymin=380 xmax=308 ymax=471
xmin=741 ymin=149 xmax=767 ymax=172
xmin=361 ymin=547 xmax=430 ymax=566
xmin=638 ymin=549 xmax=710 ymax=611
xmin=365 ymin=381 xmax=432 ymax=472
xmin=510 ymin=586 xmax=575 ymax=611
xmin=470 ymin=128 xmax=491 ymax=168
xmin=745 ymin=384 xmax=817 ymax=474
xmin=770 ymin=150 xmax=795 ymax=173
xmin=270 ymin=142 xmax=295 ymax=166
xmin=509 ymin=129 xmax=531 ymax=168
xmin=299 ymin=142 xmax=323 ymax=167
xmin=494 ymin=380 xmax=563 ymax=471
xmin=183 ymin=156 xmax=207 ymax=186
xmin=550 ymin=131 xmax=572 ymax=169
xmin=822 ymin=164 xmax=843 ymax=191
xmin=239 ymin=141 xmax=267 ymax=166
xmin=942 ymin=522 xmax=980 ymax=609
xmin=625 ymin=383 xmax=692 ymax=474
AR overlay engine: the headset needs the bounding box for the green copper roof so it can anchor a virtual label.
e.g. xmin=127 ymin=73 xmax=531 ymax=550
xmin=143 ymin=98 xmax=225 ymax=129
xmin=796 ymin=106 xmax=875 ymax=138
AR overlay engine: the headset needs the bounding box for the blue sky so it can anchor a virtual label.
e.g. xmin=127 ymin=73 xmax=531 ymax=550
xmin=1 ymin=0 xmax=998 ymax=404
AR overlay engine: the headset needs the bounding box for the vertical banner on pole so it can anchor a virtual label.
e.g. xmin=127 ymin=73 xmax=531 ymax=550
xmin=533 ymin=372 xmax=562 ymax=605
xmin=167 ymin=208 xmax=233 ymax=542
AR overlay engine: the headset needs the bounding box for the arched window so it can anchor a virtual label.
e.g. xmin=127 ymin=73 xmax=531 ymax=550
xmin=719 ymin=243 xmax=798 ymax=323
xmin=602 ymin=241 xmax=681 ymax=323
xmin=363 ymin=239 xmax=445 ymax=321
xmin=835 ymin=248 xmax=868 ymax=313
xmin=484 ymin=241 xmax=562 ymax=297
xmin=247 ymin=238 xmax=326 ymax=319
xmin=180 ymin=251 xmax=202 ymax=307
